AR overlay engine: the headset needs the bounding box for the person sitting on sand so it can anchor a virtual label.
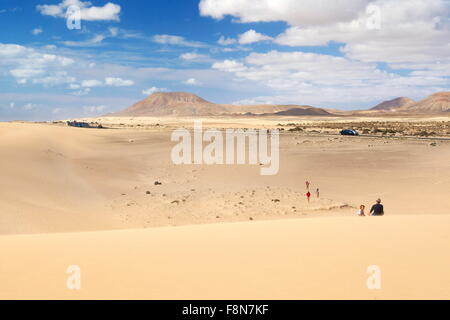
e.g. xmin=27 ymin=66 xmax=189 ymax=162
xmin=356 ymin=205 xmax=366 ymax=216
xmin=370 ymin=199 xmax=384 ymax=216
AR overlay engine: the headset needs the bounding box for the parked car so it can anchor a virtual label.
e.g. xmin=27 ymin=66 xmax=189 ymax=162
xmin=340 ymin=129 xmax=359 ymax=136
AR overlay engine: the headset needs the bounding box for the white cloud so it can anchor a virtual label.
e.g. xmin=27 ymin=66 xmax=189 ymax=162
xmin=184 ymin=78 xmax=201 ymax=85
xmin=274 ymin=0 xmax=450 ymax=64
xmin=62 ymin=34 xmax=106 ymax=47
xmin=80 ymin=78 xmax=134 ymax=88
xmin=238 ymin=29 xmax=272 ymax=44
xmin=199 ymin=0 xmax=370 ymax=25
xmin=32 ymin=27 xmax=43 ymax=35
xmin=61 ymin=27 xmax=127 ymax=47
xmin=202 ymin=0 xmax=450 ymax=66
xmin=81 ymin=79 xmax=103 ymax=87
xmin=203 ymin=0 xmax=450 ymax=107
xmin=142 ymin=87 xmax=168 ymax=95
xmin=10 ymin=68 xmax=45 ymax=80
xmin=108 ymin=27 xmax=119 ymax=37
xmin=152 ymin=34 xmax=206 ymax=47
xmin=218 ymin=36 xmax=237 ymax=46
xmin=212 ymin=59 xmax=247 ymax=73
xmin=180 ymin=52 xmax=210 ymax=61
xmin=212 ymin=50 xmax=449 ymax=106
xmin=37 ymin=0 xmax=121 ymax=21
xmin=71 ymin=88 xmax=91 ymax=96
xmin=32 ymin=72 xmax=76 ymax=87
xmin=0 ymin=43 xmax=75 ymax=84
xmin=105 ymin=77 xmax=134 ymax=87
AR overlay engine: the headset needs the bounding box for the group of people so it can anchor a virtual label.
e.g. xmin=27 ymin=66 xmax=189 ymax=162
xmin=304 ymin=180 xmax=385 ymax=217
xmin=357 ymin=199 xmax=385 ymax=217
xmin=305 ymin=181 xmax=319 ymax=203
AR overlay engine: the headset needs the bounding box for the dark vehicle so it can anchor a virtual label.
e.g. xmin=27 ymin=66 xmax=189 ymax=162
xmin=340 ymin=129 xmax=359 ymax=136
xmin=67 ymin=121 xmax=91 ymax=128
xmin=67 ymin=121 xmax=105 ymax=129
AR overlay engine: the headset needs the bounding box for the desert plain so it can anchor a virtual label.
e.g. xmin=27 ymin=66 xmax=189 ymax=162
xmin=0 ymin=115 xmax=449 ymax=299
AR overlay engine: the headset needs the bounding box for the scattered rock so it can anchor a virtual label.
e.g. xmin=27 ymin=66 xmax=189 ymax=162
xmin=272 ymin=199 xmax=281 ymax=203
xmin=430 ymin=142 xmax=437 ymax=147
xmin=171 ymin=200 xmax=180 ymax=205
xmin=154 ymin=181 xmax=162 ymax=185
xmin=249 ymin=217 xmax=254 ymax=221
xmin=146 ymin=191 xmax=151 ymax=195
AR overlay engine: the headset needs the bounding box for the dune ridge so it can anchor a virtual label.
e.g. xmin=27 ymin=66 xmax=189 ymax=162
xmin=1 ymin=215 xmax=449 ymax=299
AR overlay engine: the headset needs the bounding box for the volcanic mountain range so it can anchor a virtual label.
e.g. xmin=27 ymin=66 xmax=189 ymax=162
xmin=109 ymin=91 xmax=450 ymax=117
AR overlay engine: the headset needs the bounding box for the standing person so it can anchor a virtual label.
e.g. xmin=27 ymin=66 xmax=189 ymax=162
xmin=316 ymin=188 xmax=320 ymax=199
xmin=370 ymin=199 xmax=385 ymax=216
xmin=306 ymin=181 xmax=311 ymax=190
xmin=357 ymin=205 xmax=366 ymax=216
xmin=306 ymin=191 xmax=311 ymax=203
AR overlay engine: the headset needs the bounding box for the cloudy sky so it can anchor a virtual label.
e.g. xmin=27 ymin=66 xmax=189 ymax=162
xmin=1 ymin=0 xmax=450 ymax=120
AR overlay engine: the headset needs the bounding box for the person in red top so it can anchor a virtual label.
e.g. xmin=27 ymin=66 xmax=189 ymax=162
xmin=306 ymin=191 xmax=311 ymax=203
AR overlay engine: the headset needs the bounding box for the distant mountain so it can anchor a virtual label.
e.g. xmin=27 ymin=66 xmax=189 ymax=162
xmin=398 ymin=92 xmax=450 ymax=113
xmin=273 ymin=107 xmax=331 ymax=116
xmin=109 ymin=92 xmax=333 ymax=117
xmin=109 ymin=91 xmax=450 ymax=118
xmin=112 ymin=92 xmax=227 ymax=117
xmin=367 ymin=92 xmax=450 ymax=114
xmin=370 ymin=97 xmax=415 ymax=111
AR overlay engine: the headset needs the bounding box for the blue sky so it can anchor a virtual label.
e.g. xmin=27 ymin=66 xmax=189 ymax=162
xmin=1 ymin=0 xmax=449 ymax=120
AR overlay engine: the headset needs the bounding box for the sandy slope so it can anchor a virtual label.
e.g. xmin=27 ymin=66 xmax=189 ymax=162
xmin=0 ymin=215 xmax=449 ymax=299
xmin=1 ymin=119 xmax=449 ymax=299
xmin=1 ymin=120 xmax=450 ymax=234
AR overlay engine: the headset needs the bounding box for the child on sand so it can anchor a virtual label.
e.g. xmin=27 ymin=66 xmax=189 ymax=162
xmin=356 ymin=205 xmax=366 ymax=216
xmin=306 ymin=191 xmax=311 ymax=203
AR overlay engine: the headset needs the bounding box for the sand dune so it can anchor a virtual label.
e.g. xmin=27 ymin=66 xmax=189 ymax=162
xmin=1 ymin=215 xmax=449 ymax=299
xmin=2 ymin=120 xmax=450 ymax=235
xmin=1 ymin=118 xmax=449 ymax=299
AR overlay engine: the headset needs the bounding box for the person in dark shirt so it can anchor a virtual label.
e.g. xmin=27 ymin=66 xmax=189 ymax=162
xmin=370 ymin=199 xmax=384 ymax=216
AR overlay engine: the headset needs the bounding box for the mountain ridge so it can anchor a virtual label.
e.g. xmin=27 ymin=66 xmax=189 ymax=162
xmin=110 ymin=92 xmax=333 ymax=117
xmin=108 ymin=91 xmax=450 ymax=117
